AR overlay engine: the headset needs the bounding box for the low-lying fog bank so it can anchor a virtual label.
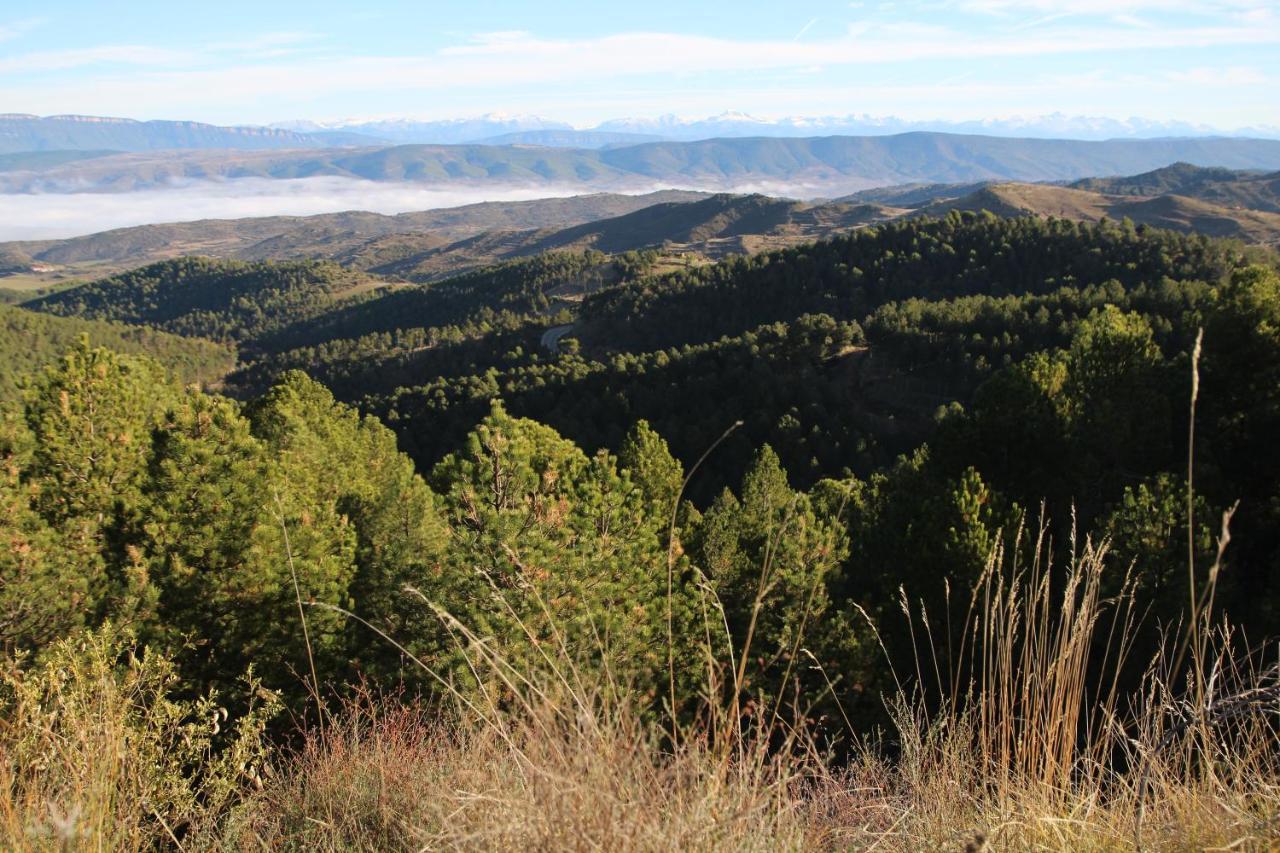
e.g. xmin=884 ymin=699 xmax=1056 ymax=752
xmin=0 ymin=178 xmax=601 ymax=241
xmin=0 ymin=176 xmax=837 ymax=242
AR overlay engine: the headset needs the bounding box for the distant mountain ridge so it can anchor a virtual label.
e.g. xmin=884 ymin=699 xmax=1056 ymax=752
xmin=6 ymin=133 xmax=1280 ymax=196
xmin=271 ymin=114 xmax=570 ymax=144
xmin=8 ymin=112 xmax=1279 ymax=160
xmin=278 ymin=111 xmax=1280 ymax=143
xmin=0 ymin=113 xmax=383 ymax=154
xmin=475 ymin=130 xmax=665 ymax=148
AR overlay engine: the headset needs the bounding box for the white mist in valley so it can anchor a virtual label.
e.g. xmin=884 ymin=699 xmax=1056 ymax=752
xmin=0 ymin=178 xmax=600 ymax=241
xmin=0 ymin=176 xmax=844 ymax=242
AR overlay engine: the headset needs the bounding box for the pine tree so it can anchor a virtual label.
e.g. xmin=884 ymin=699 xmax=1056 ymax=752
xmin=21 ymin=340 xmax=174 ymax=627
xmin=691 ymin=446 xmax=848 ymax=712
xmin=425 ymin=402 xmax=682 ymax=702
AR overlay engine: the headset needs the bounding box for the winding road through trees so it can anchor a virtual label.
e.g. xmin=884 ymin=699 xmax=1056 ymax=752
xmin=540 ymin=323 xmax=574 ymax=353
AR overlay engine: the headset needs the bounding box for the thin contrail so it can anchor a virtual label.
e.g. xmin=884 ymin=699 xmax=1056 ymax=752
xmin=793 ymin=17 xmax=820 ymax=40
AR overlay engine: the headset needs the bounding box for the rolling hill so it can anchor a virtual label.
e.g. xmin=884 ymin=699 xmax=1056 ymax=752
xmin=8 ymin=162 xmax=1280 ymax=293
xmin=0 ymin=191 xmax=708 ymax=277
xmin=1070 ymin=162 xmax=1280 ymax=212
xmin=916 ymin=180 xmax=1280 ymax=246
xmin=0 ymin=192 xmax=892 ymax=287
xmin=350 ymin=194 xmax=895 ymax=281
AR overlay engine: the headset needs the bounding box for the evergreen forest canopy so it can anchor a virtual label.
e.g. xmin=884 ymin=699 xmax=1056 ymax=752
xmin=2 ymin=210 xmax=1279 ymax=735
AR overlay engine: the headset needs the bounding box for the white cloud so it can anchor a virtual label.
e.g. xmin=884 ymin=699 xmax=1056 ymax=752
xmin=23 ymin=17 xmax=1274 ymax=100
xmin=0 ymin=32 xmax=322 ymax=75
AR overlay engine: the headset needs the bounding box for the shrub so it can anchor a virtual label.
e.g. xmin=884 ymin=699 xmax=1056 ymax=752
xmin=0 ymin=625 xmax=277 ymax=848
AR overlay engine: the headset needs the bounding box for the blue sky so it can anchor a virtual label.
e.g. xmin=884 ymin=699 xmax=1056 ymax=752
xmin=1 ymin=0 xmax=1277 ymax=128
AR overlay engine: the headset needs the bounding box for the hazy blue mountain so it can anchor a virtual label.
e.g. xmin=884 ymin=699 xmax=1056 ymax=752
xmin=273 ymin=114 xmax=573 ymax=144
xmin=536 ymin=111 xmax=1280 ymax=141
xmin=281 ymin=111 xmax=1280 ymax=143
xmin=0 ymin=149 xmax=120 ymax=172
xmin=5 ymin=132 xmax=1280 ymax=196
xmin=0 ymin=114 xmax=384 ymax=154
xmin=588 ymin=133 xmax=1280 ymax=187
xmin=476 ymin=130 xmax=666 ymax=148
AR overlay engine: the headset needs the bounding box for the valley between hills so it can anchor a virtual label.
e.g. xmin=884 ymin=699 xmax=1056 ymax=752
xmin=3 ymin=162 xmax=1277 ymax=297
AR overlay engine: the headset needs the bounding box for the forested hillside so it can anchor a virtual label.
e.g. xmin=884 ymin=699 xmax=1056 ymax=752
xmin=24 ymin=212 xmax=1278 ymax=630
xmin=6 ymin=212 xmax=1280 ymax=848
xmin=26 ymin=257 xmax=393 ymax=346
xmin=576 ymin=213 xmax=1238 ymax=349
xmin=0 ymin=303 xmax=234 ymax=397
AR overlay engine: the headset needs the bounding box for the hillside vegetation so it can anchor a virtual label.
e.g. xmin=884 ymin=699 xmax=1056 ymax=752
xmin=1071 ymin=161 xmax=1280 ymax=210
xmin=25 ymin=257 xmax=394 ymax=346
xmin=4 ymin=211 xmax=1280 ymax=849
xmin=838 ymin=163 xmax=1280 ymax=246
xmin=0 ymin=303 xmax=234 ymax=397
xmin=0 ymin=191 xmax=710 ymax=287
xmin=918 ymin=180 xmax=1280 ymax=245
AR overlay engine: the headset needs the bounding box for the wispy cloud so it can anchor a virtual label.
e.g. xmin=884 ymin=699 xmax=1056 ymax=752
xmin=429 ymin=21 xmax=1280 ymax=75
xmin=205 ymin=31 xmax=324 ymax=56
xmin=0 ymin=45 xmax=191 ymax=74
xmin=1 ymin=11 xmax=1276 ymax=128
xmin=951 ymin=0 xmax=1265 ymax=15
xmin=1167 ymin=65 xmax=1270 ymax=86
xmin=0 ymin=17 xmax=43 ymax=42
xmin=0 ymin=32 xmax=323 ymax=75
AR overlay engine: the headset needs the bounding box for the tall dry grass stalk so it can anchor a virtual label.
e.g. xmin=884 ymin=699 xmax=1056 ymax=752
xmin=858 ymin=524 xmax=1280 ymax=850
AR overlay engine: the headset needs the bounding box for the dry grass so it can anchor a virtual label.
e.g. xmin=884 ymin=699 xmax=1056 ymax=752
xmin=3 ymin=534 xmax=1277 ymax=850
xmin=225 ymin=695 xmax=834 ymax=851
xmin=218 ymin=528 xmax=1279 ymax=851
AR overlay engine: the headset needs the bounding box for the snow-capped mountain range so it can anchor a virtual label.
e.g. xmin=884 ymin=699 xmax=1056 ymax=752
xmin=270 ymin=111 xmax=1280 ymax=146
